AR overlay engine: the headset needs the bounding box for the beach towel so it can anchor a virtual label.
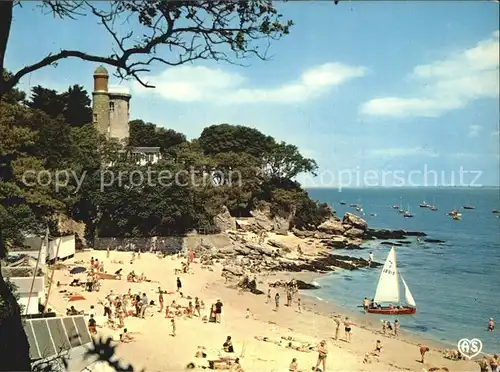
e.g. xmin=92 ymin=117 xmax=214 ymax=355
xmin=68 ymin=294 xmax=86 ymax=302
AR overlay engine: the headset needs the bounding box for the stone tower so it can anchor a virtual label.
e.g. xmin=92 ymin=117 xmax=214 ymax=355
xmin=92 ymin=65 xmax=131 ymax=141
xmin=92 ymin=66 xmax=110 ymax=137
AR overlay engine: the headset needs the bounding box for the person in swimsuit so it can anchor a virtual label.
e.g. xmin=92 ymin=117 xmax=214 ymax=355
xmin=394 ymin=319 xmax=400 ymax=336
xmin=488 ymin=318 xmax=495 ymax=331
xmin=223 ymin=336 xmax=234 ymax=353
xmin=275 ymin=293 xmax=280 ymax=311
xmin=374 ymin=340 xmax=382 ymax=356
xmin=170 ymin=318 xmax=176 ymax=337
xmin=334 ymin=315 xmax=341 ymax=340
xmin=158 ymin=287 xmax=164 ymax=313
xmin=314 ymin=340 xmax=328 ymax=372
xmin=194 ymin=297 xmax=201 ymax=317
xmin=344 ymin=317 xmax=354 ymax=343
xmin=419 ymin=344 xmax=429 ymax=363
xmin=479 ymin=356 xmax=489 ymax=372
xmin=490 ymin=354 xmax=499 ymax=372
xmin=289 ymin=358 xmax=298 ymax=371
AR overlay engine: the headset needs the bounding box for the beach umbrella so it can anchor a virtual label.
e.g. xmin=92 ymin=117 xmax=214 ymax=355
xmin=70 ymin=266 xmax=86 ymax=275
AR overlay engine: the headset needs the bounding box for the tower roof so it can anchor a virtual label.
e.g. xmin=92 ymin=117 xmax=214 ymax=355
xmin=94 ymin=65 xmax=109 ymax=75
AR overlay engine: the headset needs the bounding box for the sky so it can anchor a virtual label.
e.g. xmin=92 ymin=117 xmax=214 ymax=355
xmin=6 ymin=1 xmax=500 ymax=187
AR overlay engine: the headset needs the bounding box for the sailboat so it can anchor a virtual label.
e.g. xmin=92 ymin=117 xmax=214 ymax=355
xmin=404 ymin=205 xmax=414 ymax=218
xmin=366 ymin=247 xmax=417 ymax=315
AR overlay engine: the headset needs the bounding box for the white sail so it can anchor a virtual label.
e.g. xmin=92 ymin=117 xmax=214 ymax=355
xmin=401 ymin=275 xmax=416 ymax=307
xmin=373 ymin=247 xmax=400 ymax=304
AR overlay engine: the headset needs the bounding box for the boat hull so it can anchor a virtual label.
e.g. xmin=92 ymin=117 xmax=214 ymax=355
xmin=367 ymin=306 xmax=416 ymax=315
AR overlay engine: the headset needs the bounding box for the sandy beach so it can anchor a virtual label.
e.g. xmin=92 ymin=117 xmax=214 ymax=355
xmin=47 ymin=249 xmax=479 ymax=372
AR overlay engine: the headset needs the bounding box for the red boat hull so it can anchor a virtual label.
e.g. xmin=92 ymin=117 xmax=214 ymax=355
xmin=367 ymin=307 xmax=416 ymax=315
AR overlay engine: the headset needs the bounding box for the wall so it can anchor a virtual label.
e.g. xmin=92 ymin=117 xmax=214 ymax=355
xmin=109 ymin=93 xmax=130 ymax=141
xmin=11 ymin=277 xmax=45 ymax=315
xmin=93 ymin=236 xmax=184 ymax=253
xmin=92 ymin=91 xmax=110 ymax=137
xmin=48 ymin=235 xmax=75 ymax=261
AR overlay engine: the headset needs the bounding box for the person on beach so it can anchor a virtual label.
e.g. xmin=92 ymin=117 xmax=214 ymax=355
xmin=490 ymin=354 xmax=499 ymax=372
xmin=297 ymin=298 xmax=302 ymax=313
xmin=334 ymin=315 xmax=341 ymax=340
xmin=344 ymin=317 xmax=354 ymax=342
xmin=158 ymin=288 xmax=164 ymax=313
xmin=245 ymin=308 xmax=251 ymax=319
xmin=215 ymin=299 xmax=223 ymax=323
xmin=195 ymin=297 xmax=201 ymax=317
xmin=363 ymin=297 xmax=369 ymax=311
xmin=275 ymin=292 xmax=280 ymax=311
xmin=368 ymin=252 xmax=373 ymax=267
xmin=106 ymin=248 xmax=110 ymax=258
xmin=223 ymin=336 xmax=234 ymax=352
xmin=266 ymin=289 xmax=271 ymax=304
xmin=479 ymin=356 xmax=489 ymax=372
xmin=374 ymin=340 xmax=382 ymax=356
xmin=140 ymin=292 xmax=148 ymax=318
xmin=382 ymin=320 xmax=387 ymax=335
xmin=394 ymin=319 xmax=400 ymax=336
xmin=488 ymin=318 xmax=495 ymax=331
xmin=88 ymin=314 xmax=97 ymax=334
xmin=314 ymin=340 xmax=328 ymax=372
xmin=170 ymin=318 xmax=176 ymax=337
xmin=419 ymin=344 xmax=429 ymax=363
xmin=289 ymin=358 xmax=298 ymax=371
xmin=177 ymin=277 xmax=182 ymax=292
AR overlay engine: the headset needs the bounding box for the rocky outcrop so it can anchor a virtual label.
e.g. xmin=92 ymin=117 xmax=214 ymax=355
xmin=214 ymin=206 xmax=236 ymax=232
xmin=344 ymin=227 xmax=365 ymax=239
xmin=318 ymin=218 xmax=345 ymax=235
xmin=342 ymin=212 xmax=368 ymax=231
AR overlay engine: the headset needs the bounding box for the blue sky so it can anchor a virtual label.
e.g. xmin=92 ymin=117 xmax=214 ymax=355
xmin=7 ymin=1 xmax=500 ymax=187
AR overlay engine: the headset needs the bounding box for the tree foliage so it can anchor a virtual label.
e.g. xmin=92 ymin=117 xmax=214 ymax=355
xmin=1 ymin=82 xmax=328 ymax=246
xmin=0 ymin=0 xmax=293 ymax=98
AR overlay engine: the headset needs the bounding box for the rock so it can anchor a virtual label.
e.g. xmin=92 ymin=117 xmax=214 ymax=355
xmin=380 ymin=241 xmax=402 ymax=246
xmin=342 ymin=212 xmax=368 ymax=231
xmin=365 ymin=229 xmax=406 ymax=239
xmin=323 ymin=236 xmax=348 ymax=248
xmin=267 ymin=239 xmax=293 ymax=253
xmin=223 ymin=265 xmax=244 ymax=276
xmin=344 ymin=227 xmax=365 ymax=238
xmin=396 ymin=240 xmax=412 ymax=245
xmin=296 ymin=280 xmax=320 ymax=290
xmin=214 ymin=206 xmax=236 ymax=232
xmin=313 ymin=232 xmax=332 ymax=239
xmin=404 ymin=231 xmax=427 ymax=237
xmin=318 ymin=218 xmax=345 ymax=235
xmin=423 ymin=238 xmax=445 ymax=243
xmin=291 ymin=228 xmax=316 ymax=238
xmin=245 ymin=243 xmax=279 ymax=257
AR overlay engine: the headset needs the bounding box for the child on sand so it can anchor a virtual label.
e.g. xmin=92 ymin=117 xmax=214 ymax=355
xmin=394 ymin=319 xmax=400 ymax=336
xmin=266 ymin=289 xmax=271 ymax=304
xmin=171 ymin=319 xmax=176 ymax=337
xmin=289 ymin=358 xmax=298 ymax=371
xmin=374 ymin=340 xmax=382 ymax=356
xmin=297 ymin=298 xmax=302 ymax=313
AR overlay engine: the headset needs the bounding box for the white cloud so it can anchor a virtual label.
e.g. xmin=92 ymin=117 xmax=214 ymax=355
xmin=365 ymin=147 xmax=439 ymax=158
xmin=360 ymin=30 xmax=500 ymax=117
xmin=132 ymin=63 xmax=366 ymax=104
xmin=467 ymin=124 xmax=483 ymax=138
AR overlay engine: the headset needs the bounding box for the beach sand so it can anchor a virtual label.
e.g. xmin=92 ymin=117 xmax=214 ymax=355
xmin=47 ymin=250 xmax=478 ymax=372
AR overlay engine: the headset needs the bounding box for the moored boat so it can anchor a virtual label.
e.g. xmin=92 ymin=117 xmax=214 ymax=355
xmin=493 ymin=210 xmax=500 ymax=214
xmin=419 ymin=201 xmax=430 ymax=208
xmin=463 ymin=205 xmax=475 ymax=210
xmin=452 ymin=215 xmax=461 ymax=220
xmin=429 ymin=205 xmax=438 ymax=211
xmin=392 ymin=205 xmax=399 ymax=209
xmin=366 ymin=247 xmax=417 ymax=315
xmin=339 ymin=201 xmax=346 ymax=205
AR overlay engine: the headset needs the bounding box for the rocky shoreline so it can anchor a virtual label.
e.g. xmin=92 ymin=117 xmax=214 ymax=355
xmin=196 ymin=207 xmax=444 ymax=283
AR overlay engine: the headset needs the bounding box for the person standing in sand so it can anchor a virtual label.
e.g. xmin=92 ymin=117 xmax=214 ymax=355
xmin=419 ymin=344 xmax=429 ymax=363
xmin=215 ymin=299 xmax=223 ymax=323
xmin=374 ymin=340 xmax=382 ymax=356
xmin=314 ymin=340 xmax=328 ymax=372
xmin=275 ymin=292 xmax=280 ymax=311
xmin=266 ymin=289 xmax=271 ymax=304
xmin=195 ymin=297 xmax=201 ymax=317
xmin=170 ymin=318 xmax=176 ymax=337
xmin=394 ymin=319 xmax=400 ymax=336
xmin=297 ymin=298 xmax=302 ymax=313
xmin=177 ymin=277 xmax=182 ymax=292
xmin=334 ymin=315 xmax=341 ymax=340
xmin=158 ymin=288 xmax=164 ymax=313
xmin=344 ymin=317 xmax=354 ymax=343
xmin=106 ymin=248 xmax=110 ymax=258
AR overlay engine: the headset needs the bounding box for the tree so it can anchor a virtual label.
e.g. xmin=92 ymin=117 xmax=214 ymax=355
xmin=129 ymin=120 xmax=186 ymax=156
xmin=26 ymin=85 xmax=65 ymax=118
xmin=61 ymin=85 xmax=92 ymax=127
xmin=264 ymin=141 xmax=318 ymax=180
xmin=0 ymin=1 xmax=293 ymax=98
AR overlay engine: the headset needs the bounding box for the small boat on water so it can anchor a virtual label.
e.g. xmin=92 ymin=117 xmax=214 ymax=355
xmin=463 ymin=205 xmax=475 ymax=210
xmin=349 ymin=203 xmax=359 ymax=208
xmin=403 ymin=205 xmax=413 ymax=218
xmin=370 ymin=213 xmax=377 ymax=217
xmin=419 ymin=201 xmax=430 ymax=208
xmin=493 ymin=210 xmax=500 ymax=214
xmin=453 ymin=215 xmax=461 ymax=220
xmin=356 ymin=207 xmax=363 ymax=212
xmin=392 ymin=205 xmax=399 ymax=209
xmin=339 ymin=201 xmax=346 ymax=205
xmin=448 ymin=209 xmax=460 ymax=216
xmin=429 ymin=205 xmax=438 ymax=211
xmin=366 ymin=247 xmax=417 ymax=315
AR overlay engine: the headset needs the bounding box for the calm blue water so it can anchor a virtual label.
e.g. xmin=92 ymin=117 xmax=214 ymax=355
xmin=306 ymin=187 xmax=500 ymax=354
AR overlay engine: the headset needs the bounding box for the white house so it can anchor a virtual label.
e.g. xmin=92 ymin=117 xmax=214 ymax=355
xmin=48 ymin=235 xmax=76 ymax=262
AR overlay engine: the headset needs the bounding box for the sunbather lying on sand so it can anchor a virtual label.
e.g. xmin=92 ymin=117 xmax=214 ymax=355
xmin=254 ymin=336 xmax=282 ymax=345
xmin=280 ymin=336 xmax=309 ymax=344
xmin=284 ymin=341 xmax=315 ymax=352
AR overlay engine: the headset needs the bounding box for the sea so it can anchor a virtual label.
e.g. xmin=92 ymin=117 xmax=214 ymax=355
xmin=306 ymin=187 xmax=500 ymax=354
